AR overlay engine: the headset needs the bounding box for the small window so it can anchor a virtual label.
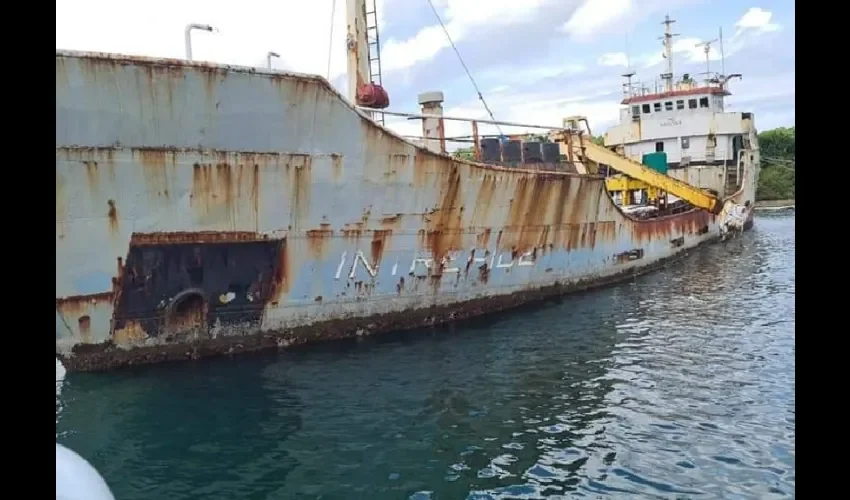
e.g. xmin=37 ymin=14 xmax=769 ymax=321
xmin=676 ymin=100 xmax=684 ymax=110
xmin=653 ymin=102 xmax=661 ymax=112
xmin=699 ymin=97 xmax=709 ymax=108
xmin=642 ymin=104 xmax=651 ymax=114
xmin=631 ymin=105 xmax=640 ymax=116
xmin=655 ymin=141 xmax=664 ymax=152
xmin=681 ymin=137 xmax=690 ymax=149
xmin=664 ymin=101 xmax=673 ymax=111
xmin=688 ymin=99 xmax=697 ymax=109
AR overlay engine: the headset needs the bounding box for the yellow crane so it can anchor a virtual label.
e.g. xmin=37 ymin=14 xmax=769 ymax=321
xmin=553 ymin=117 xmax=724 ymax=215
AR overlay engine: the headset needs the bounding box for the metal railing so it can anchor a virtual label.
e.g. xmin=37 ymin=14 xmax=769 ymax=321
xmin=359 ymin=107 xmax=572 ymax=167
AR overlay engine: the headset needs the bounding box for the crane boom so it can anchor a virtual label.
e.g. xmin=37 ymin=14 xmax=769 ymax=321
xmin=567 ymin=136 xmax=724 ymax=214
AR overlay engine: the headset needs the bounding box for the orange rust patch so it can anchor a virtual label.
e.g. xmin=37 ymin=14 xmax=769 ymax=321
xmin=112 ymin=320 xmax=149 ymax=345
xmin=306 ymin=228 xmax=334 ymax=258
xmin=130 ymin=231 xmax=269 ymax=246
xmin=370 ymin=229 xmax=392 ymax=266
xmin=341 ymin=222 xmax=364 ymax=241
xmin=270 ymin=238 xmax=292 ymax=302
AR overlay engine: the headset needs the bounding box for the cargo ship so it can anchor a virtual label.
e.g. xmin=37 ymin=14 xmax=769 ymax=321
xmin=55 ymin=2 xmax=759 ymax=372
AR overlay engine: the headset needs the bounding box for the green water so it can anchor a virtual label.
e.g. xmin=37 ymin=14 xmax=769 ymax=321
xmin=57 ymin=213 xmax=795 ymax=499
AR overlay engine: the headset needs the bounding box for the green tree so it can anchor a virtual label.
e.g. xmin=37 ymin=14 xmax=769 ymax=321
xmin=755 ymin=126 xmax=795 ymax=201
xmin=453 ymin=147 xmax=475 ymax=161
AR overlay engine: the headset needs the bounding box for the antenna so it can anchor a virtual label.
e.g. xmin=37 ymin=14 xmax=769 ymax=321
xmin=658 ymin=14 xmax=679 ymax=92
xmin=695 ymin=38 xmax=718 ymax=85
xmin=622 ymin=69 xmax=636 ymax=99
xmin=622 ymin=30 xmax=636 ymax=99
xmin=719 ymin=27 xmax=725 ymax=77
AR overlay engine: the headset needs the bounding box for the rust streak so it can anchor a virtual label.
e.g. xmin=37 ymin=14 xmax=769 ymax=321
xmin=107 ymin=199 xmax=119 ymax=235
xmin=424 ymin=162 xmax=464 ymax=263
xmin=137 ymin=148 xmax=172 ymax=199
xmin=331 ymin=153 xmax=343 ymax=181
xmin=370 ymin=229 xmax=392 ymax=267
xmin=288 ymin=154 xmax=313 ymax=230
xmin=306 ymin=228 xmax=334 ymax=258
xmin=78 ymin=315 xmax=92 ymax=344
xmin=84 ymin=160 xmax=100 ymax=194
xmin=270 ymin=238 xmax=292 ymax=301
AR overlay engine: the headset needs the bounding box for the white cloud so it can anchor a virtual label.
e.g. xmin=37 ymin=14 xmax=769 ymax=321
xmin=735 ymin=7 xmax=780 ymax=34
xmin=562 ymin=0 xmax=633 ymax=42
xmin=638 ymin=8 xmax=783 ymax=71
xmin=641 ymin=36 xmax=722 ymax=69
xmin=381 ymin=0 xmax=550 ymax=73
xmin=598 ymin=52 xmax=630 ymax=67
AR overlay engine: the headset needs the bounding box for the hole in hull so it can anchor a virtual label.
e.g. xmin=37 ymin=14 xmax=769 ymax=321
xmin=164 ymin=292 xmax=208 ymax=342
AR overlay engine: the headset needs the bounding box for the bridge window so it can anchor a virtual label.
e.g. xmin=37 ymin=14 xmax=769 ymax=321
xmin=632 ymin=105 xmax=640 ymax=116
xmin=699 ymin=97 xmax=709 ymax=108
xmin=664 ymin=101 xmax=673 ymax=111
xmin=688 ymin=99 xmax=697 ymax=109
xmin=654 ymin=102 xmax=661 ymax=112
xmin=642 ymin=104 xmax=651 ymax=113
xmin=676 ymin=100 xmax=684 ymax=110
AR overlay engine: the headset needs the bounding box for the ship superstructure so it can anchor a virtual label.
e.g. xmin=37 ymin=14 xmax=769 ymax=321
xmin=604 ymin=15 xmax=760 ymax=223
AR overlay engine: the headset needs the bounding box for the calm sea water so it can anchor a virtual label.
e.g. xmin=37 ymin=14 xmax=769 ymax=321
xmin=56 ymin=212 xmax=795 ymax=500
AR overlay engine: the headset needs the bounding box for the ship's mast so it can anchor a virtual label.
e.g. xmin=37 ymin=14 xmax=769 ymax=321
xmin=345 ymin=0 xmax=371 ymax=103
xmin=659 ymin=14 xmax=679 ymax=92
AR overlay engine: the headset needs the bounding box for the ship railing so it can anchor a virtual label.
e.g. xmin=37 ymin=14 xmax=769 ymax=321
xmin=360 ymin=107 xmax=574 ymax=167
xmin=624 ymin=77 xmax=727 ymax=99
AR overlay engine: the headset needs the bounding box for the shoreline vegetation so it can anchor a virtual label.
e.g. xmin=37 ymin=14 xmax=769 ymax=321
xmin=754 ymin=199 xmax=795 ymax=209
xmin=451 ymin=126 xmax=795 ymax=203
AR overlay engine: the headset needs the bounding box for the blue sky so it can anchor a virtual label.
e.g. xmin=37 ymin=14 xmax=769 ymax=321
xmin=56 ymin=0 xmax=794 ymax=140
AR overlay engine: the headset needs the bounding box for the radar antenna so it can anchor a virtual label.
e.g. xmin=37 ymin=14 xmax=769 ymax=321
xmin=695 ymin=38 xmax=719 ymax=85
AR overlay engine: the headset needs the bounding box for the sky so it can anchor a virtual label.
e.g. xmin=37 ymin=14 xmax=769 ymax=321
xmin=56 ymin=0 xmax=794 ymax=143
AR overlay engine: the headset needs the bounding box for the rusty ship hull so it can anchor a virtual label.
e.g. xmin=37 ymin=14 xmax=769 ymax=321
xmin=55 ymin=51 xmax=758 ymax=372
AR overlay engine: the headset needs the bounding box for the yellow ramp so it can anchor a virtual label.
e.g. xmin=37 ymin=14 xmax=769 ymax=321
xmin=574 ymin=140 xmax=724 ymax=214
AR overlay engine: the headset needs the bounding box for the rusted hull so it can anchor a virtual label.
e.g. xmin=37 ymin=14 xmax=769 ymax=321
xmin=55 ymin=51 xmax=754 ymax=372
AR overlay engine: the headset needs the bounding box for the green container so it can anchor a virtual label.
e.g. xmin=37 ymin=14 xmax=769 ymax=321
xmin=642 ymin=152 xmax=668 ymax=174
